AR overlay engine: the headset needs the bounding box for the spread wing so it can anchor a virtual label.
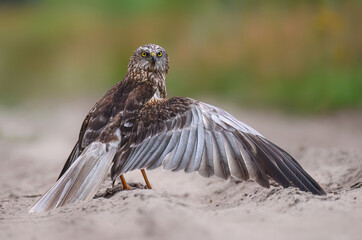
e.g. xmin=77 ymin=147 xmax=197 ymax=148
xmin=112 ymin=97 xmax=325 ymax=195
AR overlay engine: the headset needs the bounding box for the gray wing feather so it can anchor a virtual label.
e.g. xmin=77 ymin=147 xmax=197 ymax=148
xmin=185 ymin=123 xmax=205 ymax=173
xmin=222 ymin=132 xmax=245 ymax=180
xmin=163 ymin=128 xmax=190 ymax=170
xmin=198 ymin=130 xmax=214 ymax=177
xmin=212 ymin=131 xmax=230 ymax=179
xmin=122 ymin=137 xmax=153 ymax=172
xmin=131 ymin=134 xmax=165 ymax=169
xmin=140 ymin=133 xmax=172 ymax=170
xmin=29 ymin=142 xmax=116 ymax=213
xmin=223 ymin=131 xmax=249 ymax=180
xmin=149 ymin=131 xmax=181 ymax=169
xmin=174 ymin=125 xmax=197 ymax=171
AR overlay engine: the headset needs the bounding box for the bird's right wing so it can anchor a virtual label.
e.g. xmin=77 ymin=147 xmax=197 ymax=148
xmin=57 ymin=83 xmax=120 ymax=179
xmin=112 ymin=97 xmax=325 ymax=195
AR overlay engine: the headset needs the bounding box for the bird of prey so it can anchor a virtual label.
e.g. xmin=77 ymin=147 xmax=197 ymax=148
xmin=29 ymin=44 xmax=325 ymax=213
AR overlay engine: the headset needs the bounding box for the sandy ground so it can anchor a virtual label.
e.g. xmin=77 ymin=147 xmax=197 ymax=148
xmin=0 ymin=99 xmax=361 ymax=240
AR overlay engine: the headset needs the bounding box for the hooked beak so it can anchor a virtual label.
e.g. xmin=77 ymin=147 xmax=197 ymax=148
xmin=151 ymin=52 xmax=157 ymax=64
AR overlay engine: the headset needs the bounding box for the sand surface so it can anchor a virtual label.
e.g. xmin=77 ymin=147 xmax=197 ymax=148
xmin=0 ymin=100 xmax=361 ymax=240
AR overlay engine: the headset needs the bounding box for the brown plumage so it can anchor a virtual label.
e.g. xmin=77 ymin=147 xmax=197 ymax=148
xmin=29 ymin=44 xmax=325 ymax=213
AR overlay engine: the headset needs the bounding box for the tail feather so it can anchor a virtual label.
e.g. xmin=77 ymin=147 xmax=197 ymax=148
xmin=29 ymin=142 xmax=116 ymax=213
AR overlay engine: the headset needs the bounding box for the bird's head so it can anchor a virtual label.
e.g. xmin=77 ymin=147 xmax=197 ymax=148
xmin=128 ymin=44 xmax=169 ymax=74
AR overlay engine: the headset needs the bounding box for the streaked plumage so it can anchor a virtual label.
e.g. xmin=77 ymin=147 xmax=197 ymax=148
xmin=29 ymin=44 xmax=325 ymax=213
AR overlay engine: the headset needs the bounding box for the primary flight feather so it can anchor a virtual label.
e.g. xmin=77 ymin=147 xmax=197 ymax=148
xmin=29 ymin=44 xmax=325 ymax=213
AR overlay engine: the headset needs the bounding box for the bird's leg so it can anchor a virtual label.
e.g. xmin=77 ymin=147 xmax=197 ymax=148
xmin=120 ymin=174 xmax=131 ymax=190
xmin=141 ymin=169 xmax=152 ymax=189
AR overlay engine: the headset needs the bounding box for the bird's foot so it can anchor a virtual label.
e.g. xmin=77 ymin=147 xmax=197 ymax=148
xmin=94 ymin=182 xmax=147 ymax=199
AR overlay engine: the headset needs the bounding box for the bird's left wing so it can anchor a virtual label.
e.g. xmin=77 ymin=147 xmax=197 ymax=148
xmin=111 ymin=97 xmax=325 ymax=195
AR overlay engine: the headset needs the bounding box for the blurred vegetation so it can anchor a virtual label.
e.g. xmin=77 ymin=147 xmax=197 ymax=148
xmin=0 ymin=0 xmax=361 ymax=113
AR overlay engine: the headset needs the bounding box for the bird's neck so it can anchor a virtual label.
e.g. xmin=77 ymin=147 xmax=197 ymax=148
xmin=127 ymin=68 xmax=167 ymax=98
xmin=154 ymin=72 xmax=167 ymax=99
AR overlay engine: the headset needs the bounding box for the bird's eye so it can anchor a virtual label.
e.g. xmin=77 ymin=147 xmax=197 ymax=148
xmin=141 ymin=51 xmax=147 ymax=57
xmin=157 ymin=51 xmax=163 ymax=57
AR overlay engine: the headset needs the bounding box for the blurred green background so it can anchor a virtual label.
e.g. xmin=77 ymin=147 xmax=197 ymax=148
xmin=0 ymin=0 xmax=361 ymax=113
